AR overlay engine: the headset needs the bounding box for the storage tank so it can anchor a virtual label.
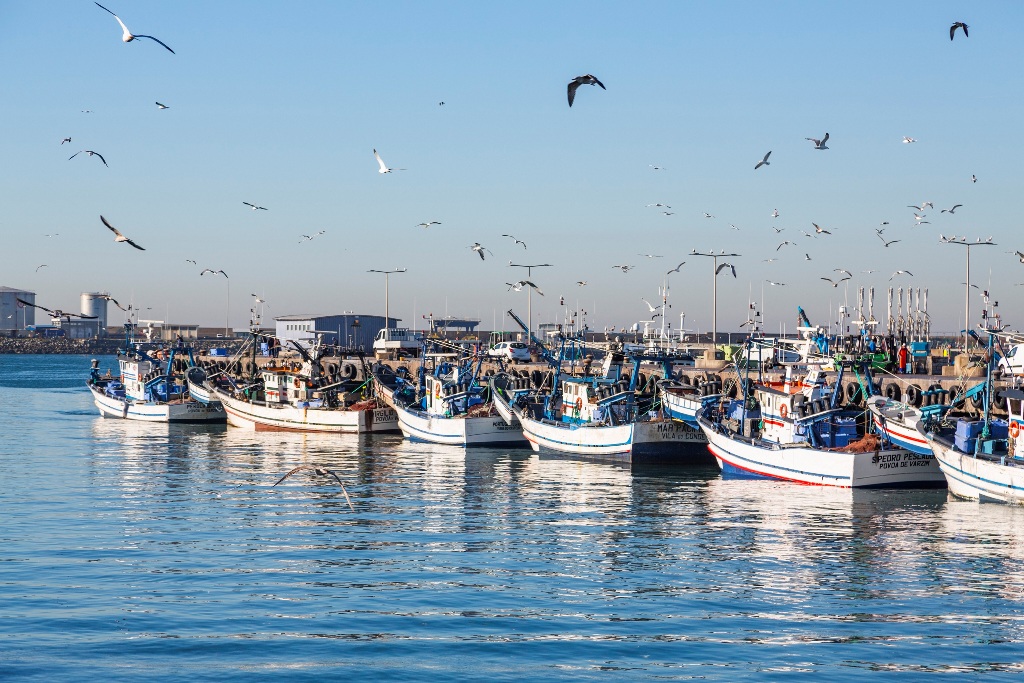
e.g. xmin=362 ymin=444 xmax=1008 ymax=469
xmin=81 ymin=292 xmax=109 ymax=331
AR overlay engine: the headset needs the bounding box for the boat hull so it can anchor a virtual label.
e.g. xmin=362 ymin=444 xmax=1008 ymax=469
xmin=518 ymin=413 xmax=711 ymax=465
xmin=868 ymin=398 xmax=932 ymax=455
xmin=927 ymin=436 xmax=1024 ymax=504
xmin=395 ymin=402 xmax=528 ymax=447
xmin=215 ymin=388 xmax=398 ymax=433
xmin=661 ymin=389 xmax=717 ymax=427
xmin=88 ymin=383 xmax=226 ymax=423
xmin=698 ymin=415 xmax=945 ymax=488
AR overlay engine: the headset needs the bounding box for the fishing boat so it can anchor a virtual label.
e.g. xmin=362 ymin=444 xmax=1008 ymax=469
xmin=497 ymin=312 xmax=708 ymax=464
xmin=195 ymin=331 xmax=398 ymax=433
xmin=868 ymin=384 xmax=968 ymax=456
xmin=917 ymin=329 xmax=1024 ymax=503
xmin=87 ymin=323 xmax=225 ymax=423
xmin=383 ymin=342 xmax=528 ymax=447
xmin=697 ymin=344 xmax=944 ymax=488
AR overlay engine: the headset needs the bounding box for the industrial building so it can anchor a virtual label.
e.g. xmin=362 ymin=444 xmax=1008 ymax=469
xmin=275 ymin=314 xmax=398 ymax=351
xmin=0 ymin=286 xmax=35 ymax=332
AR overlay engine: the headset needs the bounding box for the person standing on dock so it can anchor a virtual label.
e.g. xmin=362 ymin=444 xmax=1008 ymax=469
xmin=898 ymin=343 xmax=908 ymax=374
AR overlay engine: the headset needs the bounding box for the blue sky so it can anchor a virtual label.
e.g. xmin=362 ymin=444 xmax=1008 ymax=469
xmin=2 ymin=1 xmax=1021 ymax=336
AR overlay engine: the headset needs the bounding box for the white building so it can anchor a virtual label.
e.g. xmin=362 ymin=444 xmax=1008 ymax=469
xmin=275 ymin=314 xmax=398 ymax=351
xmin=0 ymin=286 xmax=35 ymax=332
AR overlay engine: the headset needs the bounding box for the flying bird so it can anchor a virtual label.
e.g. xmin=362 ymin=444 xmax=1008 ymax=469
xmin=94 ymin=3 xmax=175 ymax=53
xmin=703 ymin=213 xmax=714 ymax=219
xmin=661 ymin=211 xmax=675 ymax=216
xmin=649 ymin=164 xmax=665 ymax=171
xmin=666 ymin=262 xmax=685 ymax=274
xmin=44 ymin=233 xmax=59 ymax=238
xmin=878 ymin=234 xmax=901 ymax=248
xmin=804 ymin=253 xmax=812 ymax=261
xmin=941 ymin=204 xmax=963 ymax=214
xmin=820 ymin=277 xmax=850 ymax=288
xmin=68 ymin=150 xmax=107 ymax=167
xmin=60 ymin=137 xmax=71 ymax=145
xmin=1015 ymin=251 xmax=1024 ymax=264
xmin=908 ymin=202 xmax=934 ymax=211
xmin=16 ymin=298 xmax=97 ymax=320
xmin=576 ymin=281 xmax=588 ymax=287
xmin=35 ymin=264 xmax=48 ymax=272
xmin=972 ymin=174 xmax=977 ymax=183
xmin=185 ymin=259 xmax=196 ymax=265
xmin=812 ymin=223 xmax=831 ymax=235
xmin=201 ymin=269 xmax=228 ymax=278
xmin=417 ymin=221 xmax=441 ymax=228
xmin=567 ymin=74 xmax=605 ymax=107
xmin=507 ymin=280 xmax=544 ymax=295
xmin=641 ymin=298 xmax=663 ymax=313
xmin=754 ymin=151 xmax=771 ymax=170
xmin=155 ymin=101 xmax=169 ymax=109
xmin=834 ymin=269 xmax=853 ymax=277
xmin=242 ymin=202 xmax=268 ymax=211
xmin=772 ymin=226 xmax=784 ymax=233
xmin=902 ymin=136 xmax=917 ymax=144
xmin=251 ymin=294 xmax=268 ymax=305
xmin=470 ymin=242 xmax=493 ymax=260
xmin=638 ymin=253 xmax=663 ymax=258
xmin=805 ymin=132 xmax=829 ymax=150
xmin=646 ymin=203 xmax=672 ymax=209
xmin=890 ymin=270 xmax=913 ymax=280
xmin=913 ymin=213 xmax=930 ymax=225
xmin=612 ymin=264 xmax=634 ymax=272
xmin=715 ymin=262 xmax=737 ymax=278
xmin=501 ymin=234 xmax=527 ymax=248
xmin=100 ymin=215 xmax=144 ymax=250
xmin=765 ymin=281 xmax=787 ymax=286
xmin=97 ymin=294 xmax=127 ymax=311
xmin=762 ymin=258 xmax=777 ymax=263
xmin=771 ymin=209 xmax=780 ymax=218
xmin=373 ymin=149 xmax=404 ymax=173
xmin=776 ymin=241 xmax=795 ymax=251
xmin=272 ymin=465 xmax=354 ymax=512
xmin=950 ymin=21 xmax=969 ymax=40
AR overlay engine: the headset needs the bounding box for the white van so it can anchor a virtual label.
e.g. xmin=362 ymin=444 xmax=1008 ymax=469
xmin=373 ymin=328 xmax=421 ymax=357
xmin=998 ymin=343 xmax=1024 ymax=377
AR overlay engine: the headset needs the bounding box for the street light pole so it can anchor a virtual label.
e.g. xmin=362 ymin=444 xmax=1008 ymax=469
xmin=368 ymin=268 xmax=408 ymax=328
xmin=690 ymin=249 xmax=740 ymax=347
xmin=508 ymin=262 xmax=552 ymax=340
xmin=940 ymin=237 xmax=996 ymax=351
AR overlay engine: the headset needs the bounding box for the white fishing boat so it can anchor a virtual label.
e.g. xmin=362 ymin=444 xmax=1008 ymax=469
xmin=660 ymin=376 xmax=722 ymax=427
xmin=916 ymin=329 xmax=1024 ymax=503
xmin=867 ymin=384 xmax=967 ymax=456
xmin=87 ymin=324 xmax=225 ymax=423
xmin=392 ymin=366 xmax=527 ymax=447
xmin=698 ymin=360 xmax=945 ymax=488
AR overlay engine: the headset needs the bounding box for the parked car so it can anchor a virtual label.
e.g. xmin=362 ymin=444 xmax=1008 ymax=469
xmin=487 ymin=341 xmax=530 ymax=363
xmin=998 ymin=343 xmax=1024 ymax=377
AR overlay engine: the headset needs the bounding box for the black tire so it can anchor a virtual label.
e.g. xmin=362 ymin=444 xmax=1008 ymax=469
xmin=884 ymin=383 xmax=898 ymax=400
xmin=678 ymin=373 xmax=691 ymax=385
xmin=340 ymin=362 xmax=357 ymax=380
xmin=905 ymin=384 xmax=922 ymax=407
xmin=970 ymin=386 xmax=984 ymax=410
xmin=994 ymin=389 xmax=1009 ymax=412
xmin=846 ymin=382 xmax=862 ymax=405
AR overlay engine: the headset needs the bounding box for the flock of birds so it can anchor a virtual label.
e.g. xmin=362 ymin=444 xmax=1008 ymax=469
xmin=28 ymin=9 xmax=1007 ymax=338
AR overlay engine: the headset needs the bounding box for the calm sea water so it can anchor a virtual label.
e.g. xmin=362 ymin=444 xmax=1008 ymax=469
xmin=2 ymin=354 xmax=1024 ymax=681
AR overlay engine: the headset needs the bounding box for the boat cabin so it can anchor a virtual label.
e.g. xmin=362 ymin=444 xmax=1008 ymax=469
xmin=755 ymin=367 xmax=853 ymax=447
xmin=1005 ymin=389 xmax=1024 ymax=460
xmin=261 ymin=366 xmax=317 ymax=405
xmin=423 ymin=373 xmax=483 ymax=416
xmin=559 ymin=377 xmax=632 ymax=426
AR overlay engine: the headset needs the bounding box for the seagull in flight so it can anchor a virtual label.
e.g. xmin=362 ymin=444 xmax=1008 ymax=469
xmin=35 ymin=264 xmax=48 ymax=272
xmin=16 ymin=298 xmax=98 ymax=321
xmin=715 ymin=262 xmax=737 ymax=278
xmin=507 ymin=280 xmax=544 ymax=295
xmin=373 ymin=149 xmax=405 ymax=173
xmin=646 ymin=203 xmax=672 ymax=209
xmin=950 ymin=21 xmax=969 ymax=40
xmin=908 ymin=202 xmax=934 ymax=211
xmin=501 ymin=234 xmax=527 ymax=248
xmin=272 ymin=465 xmax=354 ymax=511
xmin=890 ymin=270 xmax=913 ymax=280
xmin=251 ymin=294 xmax=268 ymax=305
xmin=94 ymin=3 xmax=175 ymax=53
xmin=972 ymin=174 xmax=977 ymax=183
xmin=94 ymin=294 xmax=127 ymax=311
xmin=576 ymin=281 xmax=588 ymax=287
xmin=666 ymin=262 xmax=685 ymax=274
xmin=470 ymin=242 xmax=493 ymax=260
xmin=878 ymin=234 xmax=901 ymax=248
xmin=185 ymin=259 xmax=197 ymax=265
xmin=638 ymin=253 xmax=663 ymax=258
xmin=243 ymin=202 xmax=268 ymax=211
xmin=913 ymin=213 xmax=930 ymax=225
xmin=941 ymin=204 xmax=963 ymax=214
xmin=649 ymin=164 xmax=665 ymax=170
xmin=641 ymin=298 xmax=663 ymax=313
xmin=1014 ymin=251 xmax=1024 ymax=263
xmin=703 ymin=212 xmax=714 ymax=219
xmin=60 ymin=137 xmax=71 ymax=145
xmin=754 ymin=151 xmax=771 ymax=170
xmin=805 ymin=132 xmax=829 ymax=150
xmin=772 ymin=209 xmax=779 ymax=218
xmin=902 ymin=136 xmax=917 ymax=144
xmin=567 ymin=74 xmax=605 ymax=107
xmin=44 ymin=233 xmax=59 ymax=238
xmin=812 ymin=223 xmax=831 ymax=235
xmin=804 ymin=253 xmax=812 ymax=261
xmin=776 ymin=240 xmax=795 ymax=251
xmin=834 ymin=268 xmax=853 ymax=278
xmin=820 ymin=276 xmax=850 ymax=288
xmin=612 ymin=264 xmax=634 ymax=272
xmin=100 ymin=215 xmax=144 ymax=250
xmin=155 ymin=101 xmax=169 ymax=109
xmin=762 ymin=258 xmax=777 ymax=263
xmin=661 ymin=211 xmax=675 ymax=216
xmin=772 ymin=226 xmax=785 ymax=234
xmin=201 ymin=269 xmax=229 ymax=278
xmin=417 ymin=221 xmax=441 ymax=228
xmin=765 ymin=281 xmax=787 ymax=286
xmin=69 ymin=150 xmax=107 ymax=167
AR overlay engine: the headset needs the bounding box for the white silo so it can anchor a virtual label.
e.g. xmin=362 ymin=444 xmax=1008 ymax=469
xmin=81 ymin=292 xmax=109 ymax=333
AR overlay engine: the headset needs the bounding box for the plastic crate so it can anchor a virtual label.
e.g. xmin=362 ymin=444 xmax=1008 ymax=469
xmin=955 ymin=419 xmax=983 ymax=440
